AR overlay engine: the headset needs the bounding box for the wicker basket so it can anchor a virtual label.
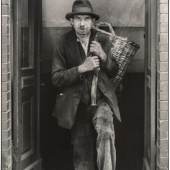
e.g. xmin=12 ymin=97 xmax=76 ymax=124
xmin=110 ymin=35 xmax=140 ymax=87
xmin=94 ymin=22 xmax=140 ymax=88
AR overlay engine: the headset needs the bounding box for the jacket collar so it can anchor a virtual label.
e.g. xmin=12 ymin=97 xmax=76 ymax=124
xmin=65 ymin=28 xmax=97 ymax=65
xmin=71 ymin=28 xmax=97 ymax=56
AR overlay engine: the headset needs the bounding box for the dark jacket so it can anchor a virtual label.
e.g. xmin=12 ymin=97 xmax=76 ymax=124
xmin=52 ymin=29 xmax=121 ymax=129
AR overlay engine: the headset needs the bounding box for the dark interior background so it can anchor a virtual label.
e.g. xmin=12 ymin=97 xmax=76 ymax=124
xmin=40 ymin=73 xmax=144 ymax=170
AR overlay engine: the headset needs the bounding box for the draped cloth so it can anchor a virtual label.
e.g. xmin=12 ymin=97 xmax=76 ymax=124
xmin=71 ymin=100 xmax=116 ymax=170
xmin=93 ymin=101 xmax=116 ymax=170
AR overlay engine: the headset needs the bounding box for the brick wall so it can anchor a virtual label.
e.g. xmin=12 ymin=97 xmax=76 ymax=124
xmin=1 ymin=0 xmax=12 ymax=170
xmin=157 ymin=0 xmax=168 ymax=169
xmin=0 ymin=0 xmax=168 ymax=170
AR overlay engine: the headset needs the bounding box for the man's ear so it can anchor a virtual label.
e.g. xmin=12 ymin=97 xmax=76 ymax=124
xmin=92 ymin=18 xmax=96 ymax=27
xmin=92 ymin=18 xmax=96 ymax=23
xmin=70 ymin=18 xmax=74 ymax=26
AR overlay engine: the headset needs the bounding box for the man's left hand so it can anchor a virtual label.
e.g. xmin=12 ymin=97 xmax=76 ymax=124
xmin=90 ymin=41 xmax=107 ymax=62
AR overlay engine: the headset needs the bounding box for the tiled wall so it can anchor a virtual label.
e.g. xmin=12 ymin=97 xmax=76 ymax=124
xmin=1 ymin=0 xmax=168 ymax=169
xmin=1 ymin=0 xmax=12 ymax=169
xmin=157 ymin=0 xmax=169 ymax=169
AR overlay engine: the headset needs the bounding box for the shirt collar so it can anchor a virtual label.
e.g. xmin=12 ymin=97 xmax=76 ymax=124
xmin=76 ymin=33 xmax=91 ymax=44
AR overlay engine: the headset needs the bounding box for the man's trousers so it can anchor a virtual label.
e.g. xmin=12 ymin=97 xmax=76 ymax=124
xmin=71 ymin=101 xmax=116 ymax=170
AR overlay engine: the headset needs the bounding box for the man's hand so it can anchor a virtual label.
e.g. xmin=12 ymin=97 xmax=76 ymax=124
xmin=90 ymin=41 xmax=107 ymax=62
xmin=78 ymin=56 xmax=100 ymax=73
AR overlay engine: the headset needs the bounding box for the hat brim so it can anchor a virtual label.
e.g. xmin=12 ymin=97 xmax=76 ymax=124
xmin=65 ymin=12 xmax=99 ymax=20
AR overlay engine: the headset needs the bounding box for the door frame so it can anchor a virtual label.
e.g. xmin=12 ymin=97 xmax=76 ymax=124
xmin=11 ymin=0 xmax=158 ymax=169
xmin=12 ymin=0 xmax=42 ymax=169
xmin=143 ymin=0 xmax=158 ymax=169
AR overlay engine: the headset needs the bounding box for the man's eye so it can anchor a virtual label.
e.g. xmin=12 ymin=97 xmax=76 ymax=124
xmin=85 ymin=17 xmax=91 ymax=20
xmin=74 ymin=17 xmax=80 ymax=21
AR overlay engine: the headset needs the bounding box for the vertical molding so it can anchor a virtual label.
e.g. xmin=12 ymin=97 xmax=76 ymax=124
xmin=143 ymin=0 xmax=158 ymax=169
xmin=157 ymin=0 xmax=169 ymax=169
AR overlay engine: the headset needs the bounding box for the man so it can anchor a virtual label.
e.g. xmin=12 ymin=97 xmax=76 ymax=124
xmin=52 ymin=0 xmax=121 ymax=169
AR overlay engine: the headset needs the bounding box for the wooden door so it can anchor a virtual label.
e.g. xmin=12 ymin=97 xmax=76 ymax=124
xmin=143 ymin=0 xmax=157 ymax=169
xmin=12 ymin=0 xmax=42 ymax=169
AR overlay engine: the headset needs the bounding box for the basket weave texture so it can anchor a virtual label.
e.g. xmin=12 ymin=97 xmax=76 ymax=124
xmin=94 ymin=22 xmax=140 ymax=88
xmin=110 ymin=35 xmax=140 ymax=87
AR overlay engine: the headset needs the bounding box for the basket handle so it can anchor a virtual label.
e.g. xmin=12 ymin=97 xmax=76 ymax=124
xmin=95 ymin=22 xmax=116 ymax=36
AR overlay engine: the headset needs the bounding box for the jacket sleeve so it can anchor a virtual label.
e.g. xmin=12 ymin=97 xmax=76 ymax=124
xmin=96 ymin=32 xmax=119 ymax=78
xmin=101 ymin=46 xmax=119 ymax=78
xmin=51 ymin=40 xmax=80 ymax=88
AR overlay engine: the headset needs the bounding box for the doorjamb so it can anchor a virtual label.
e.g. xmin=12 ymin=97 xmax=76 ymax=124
xmin=143 ymin=0 xmax=158 ymax=169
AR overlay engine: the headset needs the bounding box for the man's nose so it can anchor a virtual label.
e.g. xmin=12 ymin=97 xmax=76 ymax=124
xmin=80 ymin=20 xmax=85 ymax=26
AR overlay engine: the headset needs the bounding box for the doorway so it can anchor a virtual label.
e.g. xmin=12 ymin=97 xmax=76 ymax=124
xmin=39 ymin=64 xmax=145 ymax=170
xmin=39 ymin=1 xmax=146 ymax=170
xmin=39 ymin=0 xmax=157 ymax=170
xmin=12 ymin=0 xmax=157 ymax=169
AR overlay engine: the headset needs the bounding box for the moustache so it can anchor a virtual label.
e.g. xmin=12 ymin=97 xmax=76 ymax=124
xmin=79 ymin=26 xmax=85 ymax=29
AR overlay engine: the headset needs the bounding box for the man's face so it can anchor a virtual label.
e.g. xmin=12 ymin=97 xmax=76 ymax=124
xmin=70 ymin=15 xmax=95 ymax=38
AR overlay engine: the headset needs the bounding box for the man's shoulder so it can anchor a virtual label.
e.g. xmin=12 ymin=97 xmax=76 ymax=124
xmin=58 ymin=29 xmax=76 ymax=44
